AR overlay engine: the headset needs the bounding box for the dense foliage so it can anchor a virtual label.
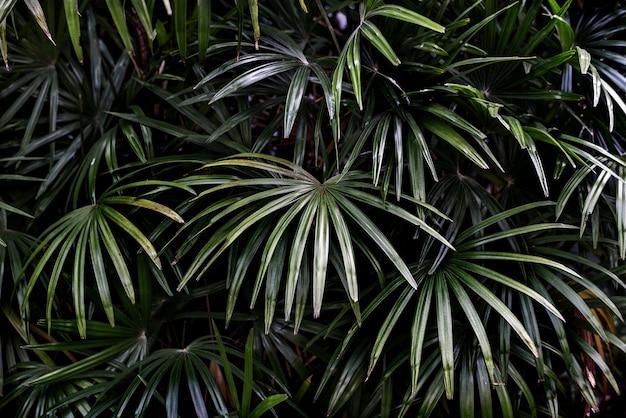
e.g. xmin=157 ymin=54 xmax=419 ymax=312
xmin=1 ymin=0 xmax=626 ymax=416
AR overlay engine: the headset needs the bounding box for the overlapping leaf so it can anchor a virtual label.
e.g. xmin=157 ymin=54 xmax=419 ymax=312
xmin=173 ymin=153 xmax=452 ymax=328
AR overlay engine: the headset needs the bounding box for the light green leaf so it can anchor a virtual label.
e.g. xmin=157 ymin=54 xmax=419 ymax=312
xmin=0 ymin=18 xmax=7 ymax=70
xmin=161 ymin=0 xmax=172 ymax=15
xmin=576 ymin=46 xmax=591 ymax=74
xmin=459 ymin=251 xmax=582 ymax=285
xmin=0 ymin=0 xmax=17 ymax=25
xmin=24 ymin=0 xmax=54 ymax=44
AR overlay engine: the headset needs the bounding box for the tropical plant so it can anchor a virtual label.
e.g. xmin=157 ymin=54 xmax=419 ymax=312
xmin=1 ymin=0 xmax=625 ymax=417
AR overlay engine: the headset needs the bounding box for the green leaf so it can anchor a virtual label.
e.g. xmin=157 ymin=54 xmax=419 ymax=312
xmin=242 ymin=329 xmax=254 ymax=416
xmin=213 ymin=321 xmax=241 ymax=411
xmin=284 ymin=65 xmax=310 ymax=138
xmin=410 ymin=278 xmax=434 ymax=394
xmin=459 ymin=352 xmax=475 ymax=418
xmin=256 ymin=196 xmax=311 ymax=318
xmin=361 ymin=21 xmax=400 ymax=66
xmin=209 ymin=61 xmax=301 ymax=104
xmin=101 ymin=205 xmax=161 ymax=269
xmin=28 ymin=340 xmax=136 ymax=385
xmin=368 ymin=286 xmax=414 ymax=377
xmin=449 ymin=259 xmax=564 ymax=321
xmin=197 ymin=0 xmax=210 ymax=63
xmin=166 ymin=357 xmax=183 ymax=418
xmin=329 ymin=191 xmax=418 ymax=289
xmin=448 ymin=273 xmax=496 ymax=385
xmin=435 ymin=273 xmax=455 ymax=399
xmin=249 ymin=394 xmax=288 ymax=418
xmin=285 ymin=197 xmax=317 ymax=316
xmin=131 ymin=0 xmax=153 ymax=47
xmin=0 ymin=201 xmax=33 ymax=218
xmin=100 ymin=196 xmax=185 ymax=224
xmin=372 ymin=114 xmax=391 ymax=186
xmin=450 ymin=265 xmax=539 ymax=357
xmin=89 ymin=222 xmax=115 ymax=326
xmin=499 ymin=116 xmax=549 ymax=196
xmin=264 ymin=237 xmax=286 ymax=333
xmin=347 ymin=33 xmax=362 ymax=110
xmin=423 ymin=118 xmax=489 ymax=169
xmin=173 ymin=0 xmax=187 ymax=61
xmin=105 ymin=0 xmax=134 ymax=55
xmin=366 ymin=5 xmax=445 ymax=33
xmin=313 ymin=195 xmax=329 ymax=318
xmin=119 ymin=120 xmax=147 ymax=163
xmin=327 ymin=195 xmax=357 ymax=302
xmin=600 ymin=78 xmax=626 ymax=132
xmin=96 ymin=210 xmax=136 ymax=304
xmin=580 ymin=167 xmax=612 ymax=234
xmin=310 ymin=62 xmax=335 ymax=120
xmin=446 ymin=55 xmax=534 ymax=70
